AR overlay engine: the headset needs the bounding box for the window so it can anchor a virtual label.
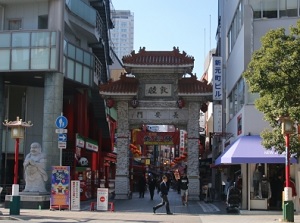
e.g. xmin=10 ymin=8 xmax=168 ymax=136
xmin=38 ymin=15 xmax=48 ymax=29
xmin=227 ymin=0 xmax=244 ymax=57
xmin=237 ymin=79 xmax=245 ymax=110
xmin=8 ymin=19 xmax=22 ymax=30
xmin=228 ymin=78 xmax=245 ymax=120
xmin=250 ymin=0 xmax=299 ymax=19
xmin=262 ymin=0 xmax=278 ymax=18
xmin=280 ymin=0 xmax=297 ymax=17
xmin=250 ymin=0 xmax=262 ymax=18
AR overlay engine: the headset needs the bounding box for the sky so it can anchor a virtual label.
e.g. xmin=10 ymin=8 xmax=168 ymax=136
xmin=111 ymin=0 xmax=218 ymax=77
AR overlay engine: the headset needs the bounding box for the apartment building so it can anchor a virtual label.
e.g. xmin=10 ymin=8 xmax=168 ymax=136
xmin=110 ymin=10 xmax=134 ymax=61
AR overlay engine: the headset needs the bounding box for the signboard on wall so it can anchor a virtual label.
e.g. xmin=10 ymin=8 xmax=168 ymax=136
xmin=212 ymin=57 xmax=222 ymax=101
xmin=86 ymin=138 xmax=98 ymax=152
xmin=213 ymin=104 xmax=222 ymax=133
xmin=76 ymin=134 xmax=85 ymax=148
xmin=136 ymin=131 xmax=180 ymax=145
xmin=145 ymin=84 xmax=172 ymax=97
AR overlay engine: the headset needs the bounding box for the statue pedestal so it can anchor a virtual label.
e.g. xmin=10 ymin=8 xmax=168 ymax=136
xmin=5 ymin=193 xmax=50 ymax=209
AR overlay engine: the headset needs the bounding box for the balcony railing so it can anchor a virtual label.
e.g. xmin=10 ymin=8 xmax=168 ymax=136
xmin=65 ymin=0 xmax=103 ymax=42
xmin=63 ymin=40 xmax=102 ymax=87
xmin=0 ymin=30 xmax=59 ymax=71
xmin=65 ymin=0 xmax=96 ymax=27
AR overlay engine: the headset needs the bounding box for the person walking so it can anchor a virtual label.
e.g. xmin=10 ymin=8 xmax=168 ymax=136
xmin=179 ymin=172 xmax=189 ymax=206
xmin=148 ymin=174 xmax=156 ymax=200
xmin=138 ymin=175 xmax=146 ymax=198
xmin=153 ymin=175 xmax=173 ymax=215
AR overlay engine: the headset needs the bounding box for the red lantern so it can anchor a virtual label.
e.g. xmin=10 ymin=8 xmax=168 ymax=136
xmin=106 ymin=98 xmax=114 ymax=108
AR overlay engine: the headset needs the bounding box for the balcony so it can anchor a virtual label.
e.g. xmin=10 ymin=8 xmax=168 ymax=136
xmin=0 ymin=30 xmax=59 ymax=72
xmin=63 ymin=40 xmax=102 ymax=87
xmin=65 ymin=0 xmax=103 ymax=43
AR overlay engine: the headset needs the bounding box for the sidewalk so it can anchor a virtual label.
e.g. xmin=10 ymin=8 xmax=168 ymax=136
xmin=0 ymin=190 xmax=299 ymax=222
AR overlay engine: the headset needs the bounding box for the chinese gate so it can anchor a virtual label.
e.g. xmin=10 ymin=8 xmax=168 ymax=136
xmin=99 ymin=47 xmax=212 ymax=200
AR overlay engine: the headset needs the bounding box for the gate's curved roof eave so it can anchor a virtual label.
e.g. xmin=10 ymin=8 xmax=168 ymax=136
xmin=178 ymin=75 xmax=213 ymax=95
xmin=99 ymin=47 xmax=213 ymax=97
xmin=122 ymin=47 xmax=194 ymax=73
xmin=99 ymin=74 xmax=138 ymax=96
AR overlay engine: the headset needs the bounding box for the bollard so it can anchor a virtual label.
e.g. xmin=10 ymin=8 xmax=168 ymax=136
xmin=9 ymin=196 xmax=20 ymax=215
xmin=283 ymin=201 xmax=294 ymax=222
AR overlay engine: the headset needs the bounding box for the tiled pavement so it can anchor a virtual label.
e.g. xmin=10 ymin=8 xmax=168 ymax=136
xmin=0 ymin=189 xmax=298 ymax=222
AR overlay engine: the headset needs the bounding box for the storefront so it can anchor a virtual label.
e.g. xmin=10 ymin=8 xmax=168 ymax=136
xmin=215 ymin=135 xmax=298 ymax=210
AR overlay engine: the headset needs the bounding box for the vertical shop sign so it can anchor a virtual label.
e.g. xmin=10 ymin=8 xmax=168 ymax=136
xmin=97 ymin=188 xmax=108 ymax=211
xmin=213 ymin=104 xmax=222 ymax=133
xmin=70 ymin=180 xmax=80 ymax=211
xmin=213 ymin=57 xmax=222 ymax=101
xmin=50 ymin=166 xmax=70 ymax=209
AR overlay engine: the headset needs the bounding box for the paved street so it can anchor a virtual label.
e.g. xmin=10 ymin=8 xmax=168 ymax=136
xmin=0 ymin=190 xmax=298 ymax=222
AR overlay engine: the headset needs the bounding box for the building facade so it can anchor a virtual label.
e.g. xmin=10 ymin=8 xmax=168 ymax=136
xmin=0 ymin=0 xmax=116 ymax=197
xmin=213 ymin=0 xmax=300 ymax=211
xmin=110 ymin=10 xmax=134 ymax=61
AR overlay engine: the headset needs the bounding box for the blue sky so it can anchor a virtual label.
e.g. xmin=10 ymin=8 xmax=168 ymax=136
xmin=111 ymin=0 xmax=218 ymax=76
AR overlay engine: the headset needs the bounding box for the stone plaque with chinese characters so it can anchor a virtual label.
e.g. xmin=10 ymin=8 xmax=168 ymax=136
xmin=128 ymin=109 xmax=188 ymax=121
xmin=145 ymin=84 xmax=172 ymax=97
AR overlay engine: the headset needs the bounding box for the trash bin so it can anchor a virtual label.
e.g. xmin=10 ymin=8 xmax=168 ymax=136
xmin=10 ymin=196 xmax=20 ymax=215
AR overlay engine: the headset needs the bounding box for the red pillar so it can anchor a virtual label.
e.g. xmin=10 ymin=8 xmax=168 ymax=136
xmin=285 ymin=134 xmax=290 ymax=188
xmin=14 ymin=138 xmax=20 ymax=184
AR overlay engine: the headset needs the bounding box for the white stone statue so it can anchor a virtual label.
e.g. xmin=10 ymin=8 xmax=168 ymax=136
xmin=23 ymin=142 xmax=48 ymax=193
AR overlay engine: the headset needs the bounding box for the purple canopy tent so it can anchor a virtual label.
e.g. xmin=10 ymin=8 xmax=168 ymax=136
xmin=215 ymin=135 xmax=297 ymax=165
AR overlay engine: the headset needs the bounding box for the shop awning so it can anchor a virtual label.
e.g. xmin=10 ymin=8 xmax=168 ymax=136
xmin=215 ymin=135 xmax=297 ymax=165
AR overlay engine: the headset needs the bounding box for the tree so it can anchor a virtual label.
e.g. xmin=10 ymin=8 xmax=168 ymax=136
xmin=243 ymin=20 xmax=300 ymax=155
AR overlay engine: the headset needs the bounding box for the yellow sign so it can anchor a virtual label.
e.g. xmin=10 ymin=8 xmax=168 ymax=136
xmin=145 ymin=158 xmax=150 ymax=165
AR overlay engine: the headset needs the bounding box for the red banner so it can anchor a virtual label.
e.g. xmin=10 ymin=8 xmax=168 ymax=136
xmin=136 ymin=131 xmax=179 ymax=145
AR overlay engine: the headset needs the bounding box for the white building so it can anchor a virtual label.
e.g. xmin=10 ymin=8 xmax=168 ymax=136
xmin=111 ymin=10 xmax=134 ymax=61
xmin=211 ymin=0 xmax=300 ymax=211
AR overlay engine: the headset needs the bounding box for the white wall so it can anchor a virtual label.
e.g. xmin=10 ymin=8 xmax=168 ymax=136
xmin=253 ymin=18 xmax=299 ymax=51
xmin=226 ymin=105 xmax=270 ymax=139
xmin=4 ymin=2 xmax=48 ymax=30
xmin=225 ymin=29 xmax=245 ymax=94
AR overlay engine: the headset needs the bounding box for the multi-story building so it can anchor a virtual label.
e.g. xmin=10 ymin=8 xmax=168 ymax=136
xmin=0 ymin=0 xmax=116 ymax=198
xmin=110 ymin=10 xmax=134 ymax=61
xmin=210 ymin=0 xmax=300 ymax=211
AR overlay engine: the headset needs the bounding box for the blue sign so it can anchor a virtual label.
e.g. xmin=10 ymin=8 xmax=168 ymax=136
xmin=55 ymin=116 xmax=68 ymax=129
xmin=58 ymin=134 xmax=67 ymax=142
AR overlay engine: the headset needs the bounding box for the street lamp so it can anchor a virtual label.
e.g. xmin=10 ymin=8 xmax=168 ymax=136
xmin=3 ymin=117 xmax=33 ymax=215
xmin=280 ymin=116 xmax=294 ymax=222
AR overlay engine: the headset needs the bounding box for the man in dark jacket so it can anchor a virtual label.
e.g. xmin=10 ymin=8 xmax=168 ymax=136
xmin=138 ymin=175 xmax=146 ymax=198
xmin=153 ymin=175 xmax=173 ymax=215
xmin=148 ymin=174 xmax=156 ymax=200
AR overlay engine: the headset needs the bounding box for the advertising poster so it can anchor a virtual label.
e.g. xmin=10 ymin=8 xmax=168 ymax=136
xmin=50 ymin=166 xmax=70 ymax=209
xmin=70 ymin=180 xmax=80 ymax=211
xmin=97 ymin=188 xmax=108 ymax=211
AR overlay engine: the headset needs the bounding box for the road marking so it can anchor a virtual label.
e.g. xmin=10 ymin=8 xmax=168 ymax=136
xmin=197 ymin=201 xmax=220 ymax=212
